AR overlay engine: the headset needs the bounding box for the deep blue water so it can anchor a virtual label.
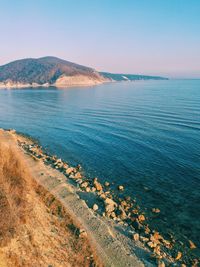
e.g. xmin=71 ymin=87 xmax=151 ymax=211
xmin=0 ymin=80 xmax=199 ymax=247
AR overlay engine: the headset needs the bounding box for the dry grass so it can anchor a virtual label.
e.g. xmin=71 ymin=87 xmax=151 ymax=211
xmin=0 ymin=140 xmax=102 ymax=267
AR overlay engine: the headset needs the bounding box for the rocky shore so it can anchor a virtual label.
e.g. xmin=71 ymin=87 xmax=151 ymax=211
xmin=0 ymin=129 xmax=199 ymax=266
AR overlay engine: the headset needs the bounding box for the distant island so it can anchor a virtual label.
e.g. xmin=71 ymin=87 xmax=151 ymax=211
xmin=0 ymin=56 xmax=168 ymax=88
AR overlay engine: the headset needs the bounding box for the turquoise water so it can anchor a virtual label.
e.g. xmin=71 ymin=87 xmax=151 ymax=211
xmin=0 ymin=80 xmax=199 ymax=249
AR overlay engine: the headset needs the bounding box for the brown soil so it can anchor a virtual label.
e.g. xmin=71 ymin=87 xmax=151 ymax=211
xmin=0 ymin=133 xmax=102 ymax=267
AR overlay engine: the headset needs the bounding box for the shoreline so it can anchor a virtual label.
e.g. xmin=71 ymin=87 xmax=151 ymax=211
xmin=0 ymin=78 xmax=168 ymax=89
xmin=0 ymin=128 xmax=198 ymax=266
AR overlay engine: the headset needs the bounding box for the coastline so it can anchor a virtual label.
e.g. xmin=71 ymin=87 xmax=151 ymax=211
xmin=0 ymin=129 xmax=146 ymax=266
xmin=0 ymin=129 xmax=198 ymax=266
xmin=0 ymin=76 xmax=110 ymax=89
xmin=0 ymin=78 xmax=167 ymax=89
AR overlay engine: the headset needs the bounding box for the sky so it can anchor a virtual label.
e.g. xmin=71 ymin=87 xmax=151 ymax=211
xmin=0 ymin=0 xmax=200 ymax=78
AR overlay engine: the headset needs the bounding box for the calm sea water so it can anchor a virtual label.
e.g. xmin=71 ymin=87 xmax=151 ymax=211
xmin=0 ymin=80 xmax=199 ymax=248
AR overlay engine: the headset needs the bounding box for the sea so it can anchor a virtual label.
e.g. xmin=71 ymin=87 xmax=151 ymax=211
xmin=0 ymin=79 xmax=199 ymax=251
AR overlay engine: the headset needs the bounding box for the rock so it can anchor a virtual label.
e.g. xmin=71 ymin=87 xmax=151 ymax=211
xmin=133 ymin=233 xmax=140 ymax=241
xmin=91 ymin=187 xmax=96 ymax=192
xmin=76 ymin=179 xmax=83 ymax=184
xmin=85 ymin=187 xmax=90 ymax=192
xmin=99 ymin=193 xmax=106 ymax=199
xmin=152 ymin=232 xmax=163 ymax=241
xmin=66 ymin=167 xmax=74 ymax=175
xmin=110 ymin=211 xmax=117 ymax=219
xmin=74 ymin=172 xmax=82 ymax=179
xmin=105 ymin=181 xmax=110 ymax=187
xmin=94 ymin=180 xmax=103 ymax=191
xmin=140 ymin=236 xmax=149 ymax=242
xmin=80 ymin=181 xmax=88 ymax=189
xmin=125 ymin=196 xmax=131 ymax=202
xmin=153 ymin=245 xmax=161 ymax=256
xmin=152 ymin=208 xmax=160 ymax=213
xmin=93 ymin=204 xmax=98 ymax=211
xmin=157 ymin=261 xmax=165 ymax=267
xmin=162 ymin=239 xmax=171 ymax=248
xmin=150 ymin=235 xmax=161 ymax=246
xmin=76 ymin=164 xmax=82 ymax=170
xmin=145 ymin=226 xmax=151 ymax=234
xmin=120 ymin=200 xmax=128 ymax=207
xmin=189 ymin=240 xmax=196 ymax=249
xmin=63 ymin=163 xmax=69 ymax=169
xmin=138 ymin=214 xmax=145 ymax=222
xmin=147 ymin=241 xmax=157 ymax=248
xmin=118 ymin=185 xmax=124 ymax=191
xmin=132 ymin=209 xmax=139 ymax=215
xmin=175 ymin=251 xmax=182 ymax=261
xmin=104 ymin=198 xmax=117 ymax=214
xmin=118 ymin=205 xmax=127 ymax=220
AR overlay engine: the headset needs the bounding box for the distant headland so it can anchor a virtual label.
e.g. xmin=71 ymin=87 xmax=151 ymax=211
xmin=0 ymin=56 xmax=168 ymax=88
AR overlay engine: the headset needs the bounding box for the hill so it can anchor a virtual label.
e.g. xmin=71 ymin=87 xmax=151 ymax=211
xmin=0 ymin=57 xmax=167 ymax=88
xmin=100 ymin=72 xmax=168 ymax=81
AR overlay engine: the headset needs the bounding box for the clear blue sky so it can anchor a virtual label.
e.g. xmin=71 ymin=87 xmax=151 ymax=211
xmin=1 ymin=0 xmax=200 ymax=78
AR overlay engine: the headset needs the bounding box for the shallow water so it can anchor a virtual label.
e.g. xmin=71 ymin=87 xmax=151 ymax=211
xmin=0 ymin=80 xmax=199 ymax=248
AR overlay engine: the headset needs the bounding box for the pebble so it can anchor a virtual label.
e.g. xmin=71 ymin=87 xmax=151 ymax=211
xmin=189 ymin=240 xmax=196 ymax=249
xmin=175 ymin=251 xmax=182 ymax=261
xmin=93 ymin=204 xmax=99 ymax=211
xmin=152 ymin=208 xmax=160 ymax=213
xmin=133 ymin=233 xmax=140 ymax=241
xmin=118 ymin=185 xmax=124 ymax=191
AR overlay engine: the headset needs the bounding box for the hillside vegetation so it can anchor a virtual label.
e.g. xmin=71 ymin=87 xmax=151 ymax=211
xmin=0 ymin=57 xmax=167 ymax=87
